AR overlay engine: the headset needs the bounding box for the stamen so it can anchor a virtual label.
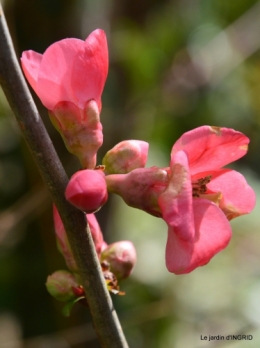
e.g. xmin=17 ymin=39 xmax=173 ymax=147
xmin=192 ymin=175 xmax=211 ymax=197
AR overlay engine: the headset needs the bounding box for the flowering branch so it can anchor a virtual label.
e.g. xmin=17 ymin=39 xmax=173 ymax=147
xmin=0 ymin=4 xmax=128 ymax=348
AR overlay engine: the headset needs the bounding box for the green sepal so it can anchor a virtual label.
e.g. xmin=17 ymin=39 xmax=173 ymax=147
xmin=62 ymin=296 xmax=85 ymax=317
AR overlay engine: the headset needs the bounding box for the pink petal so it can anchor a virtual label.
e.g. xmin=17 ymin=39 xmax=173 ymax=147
xmin=158 ymin=150 xmax=195 ymax=241
xmin=165 ymin=199 xmax=232 ymax=274
xmin=158 ymin=150 xmax=232 ymax=274
xmin=206 ymin=169 xmax=256 ymax=220
xmin=53 ymin=204 xmax=64 ymax=242
xmin=37 ymin=38 xmax=84 ymax=110
xmin=21 ymin=50 xmax=42 ymax=92
xmin=171 ymin=126 xmax=249 ymax=175
xmin=72 ymin=29 xmax=108 ymax=110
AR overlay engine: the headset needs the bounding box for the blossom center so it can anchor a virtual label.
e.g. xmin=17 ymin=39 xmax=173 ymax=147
xmin=192 ymin=175 xmax=211 ymax=197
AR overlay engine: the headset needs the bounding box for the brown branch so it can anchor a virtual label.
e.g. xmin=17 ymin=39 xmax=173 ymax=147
xmin=0 ymin=3 xmax=128 ymax=347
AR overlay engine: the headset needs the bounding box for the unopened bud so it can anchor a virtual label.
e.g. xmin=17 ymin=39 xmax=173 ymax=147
xmin=46 ymin=270 xmax=78 ymax=302
xmin=102 ymin=140 xmax=149 ymax=174
xmin=65 ymin=169 xmax=108 ymax=213
xmin=54 ymin=205 xmax=104 ymax=264
xmin=87 ymin=213 xmax=104 ymax=255
xmin=53 ymin=205 xmax=78 ymax=272
xmin=101 ymin=241 xmax=137 ymax=279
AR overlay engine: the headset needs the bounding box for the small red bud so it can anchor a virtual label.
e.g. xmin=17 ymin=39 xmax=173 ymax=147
xmin=46 ymin=270 xmax=78 ymax=302
xmin=102 ymin=140 xmax=149 ymax=174
xmin=65 ymin=169 xmax=108 ymax=213
xmin=101 ymin=241 xmax=137 ymax=279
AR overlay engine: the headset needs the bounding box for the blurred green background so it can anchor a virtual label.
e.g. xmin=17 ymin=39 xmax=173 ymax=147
xmin=0 ymin=0 xmax=260 ymax=347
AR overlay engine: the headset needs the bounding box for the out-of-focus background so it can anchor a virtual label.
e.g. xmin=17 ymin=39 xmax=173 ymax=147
xmin=0 ymin=0 xmax=259 ymax=347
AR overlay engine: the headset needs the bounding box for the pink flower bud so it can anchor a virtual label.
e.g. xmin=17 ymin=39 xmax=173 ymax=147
xmin=53 ymin=205 xmax=78 ymax=273
xmin=53 ymin=206 xmax=104 ymax=271
xmin=46 ymin=270 xmax=78 ymax=302
xmin=87 ymin=213 xmax=104 ymax=255
xmin=101 ymin=241 xmax=137 ymax=279
xmin=21 ymin=29 xmax=108 ymax=112
xmin=102 ymin=140 xmax=149 ymax=174
xmin=21 ymin=29 xmax=108 ymax=169
xmin=65 ymin=169 xmax=108 ymax=213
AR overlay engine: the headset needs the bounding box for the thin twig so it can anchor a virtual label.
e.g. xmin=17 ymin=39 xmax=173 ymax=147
xmin=0 ymin=4 xmax=128 ymax=348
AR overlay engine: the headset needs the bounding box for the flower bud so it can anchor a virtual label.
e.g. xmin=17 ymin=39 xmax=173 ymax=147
xmin=53 ymin=205 xmax=78 ymax=272
xmin=54 ymin=206 xmax=104 ymax=270
xmin=46 ymin=270 xmax=78 ymax=302
xmin=102 ymin=140 xmax=149 ymax=174
xmin=22 ymin=30 xmax=108 ymax=169
xmin=87 ymin=213 xmax=104 ymax=256
xmin=65 ymin=169 xmax=108 ymax=213
xmin=101 ymin=241 xmax=137 ymax=279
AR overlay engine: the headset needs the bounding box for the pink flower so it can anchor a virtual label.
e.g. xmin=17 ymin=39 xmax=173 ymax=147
xmin=106 ymin=126 xmax=256 ymax=274
xmin=21 ymin=29 xmax=108 ymax=168
xmin=65 ymin=169 xmax=108 ymax=213
xmin=21 ymin=29 xmax=108 ymax=111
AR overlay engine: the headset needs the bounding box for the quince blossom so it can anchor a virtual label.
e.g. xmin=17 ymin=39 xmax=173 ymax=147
xmin=106 ymin=126 xmax=256 ymax=274
xmin=21 ymin=29 xmax=108 ymax=168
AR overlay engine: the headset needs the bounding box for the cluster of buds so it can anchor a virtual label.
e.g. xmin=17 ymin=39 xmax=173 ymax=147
xmin=46 ymin=206 xmax=136 ymax=314
xmin=22 ymin=29 xmax=256 ymax=314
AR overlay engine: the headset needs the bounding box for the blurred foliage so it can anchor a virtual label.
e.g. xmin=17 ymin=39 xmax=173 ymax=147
xmin=0 ymin=0 xmax=260 ymax=347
